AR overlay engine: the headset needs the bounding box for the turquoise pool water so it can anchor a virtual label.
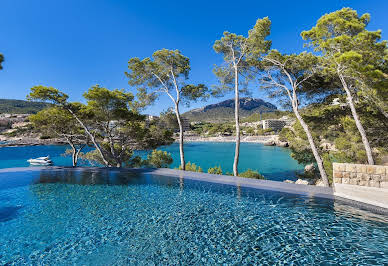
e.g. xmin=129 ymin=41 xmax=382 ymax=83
xmin=0 ymin=169 xmax=387 ymax=264
xmin=0 ymin=142 xmax=303 ymax=181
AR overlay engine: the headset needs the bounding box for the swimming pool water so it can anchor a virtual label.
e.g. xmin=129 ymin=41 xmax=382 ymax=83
xmin=0 ymin=169 xmax=387 ymax=264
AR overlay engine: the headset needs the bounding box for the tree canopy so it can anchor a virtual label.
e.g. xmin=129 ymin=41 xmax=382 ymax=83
xmin=212 ymin=17 xmax=271 ymax=96
xmin=126 ymin=48 xmax=208 ymax=170
xmin=30 ymin=107 xmax=88 ymax=167
xmin=301 ymin=7 xmax=388 ymax=118
xmin=28 ymin=85 xmax=173 ymax=167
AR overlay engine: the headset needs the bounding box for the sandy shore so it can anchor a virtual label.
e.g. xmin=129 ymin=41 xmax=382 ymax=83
xmin=178 ymin=135 xmax=279 ymax=144
xmin=0 ymin=135 xmax=281 ymax=147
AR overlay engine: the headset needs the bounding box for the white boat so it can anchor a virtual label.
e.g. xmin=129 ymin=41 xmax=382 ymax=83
xmin=27 ymin=156 xmax=53 ymax=166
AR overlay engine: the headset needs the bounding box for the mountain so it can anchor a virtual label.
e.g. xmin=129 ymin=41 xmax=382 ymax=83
xmin=0 ymin=99 xmax=50 ymax=114
xmin=183 ymin=97 xmax=277 ymax=122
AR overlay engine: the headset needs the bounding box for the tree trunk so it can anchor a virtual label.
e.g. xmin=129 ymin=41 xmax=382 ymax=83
xmin=174 ymin=102 xmax=185 ymax=170
xmin=339 ymin=73 xmax=374 ymax=165
xmin=107 ymin=132 xmax=119 ymax=167
xmin=233 ymin=66 xmax=240 ymax=177
xmin=69 ymin=143 xmax=77 ymax=167
xmin=67 ymin=108 xmax=110 ymax=166
xmin=74 ymin=145 xmax=84 ymax=167
xmin=293 ymin=106 xmax=330 ymax=187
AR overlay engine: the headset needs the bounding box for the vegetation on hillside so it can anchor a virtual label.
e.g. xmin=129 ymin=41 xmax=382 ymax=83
xmin=241 ymin=110 xmax=291 ymax=122
xmin=183 ymin=97 xmax=277 ymax=122
xmin=183 ymin=106 xmax=275 ymax=122
xmin=280 ymin=97 xmax=388 ymax=182
xmin=190 ymin=122 xmax=275 ymax=137
xmin=0 ymin=99 xmax=50 ymax=114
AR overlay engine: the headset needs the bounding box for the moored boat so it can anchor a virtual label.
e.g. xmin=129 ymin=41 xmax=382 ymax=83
xmin=27 ymin=156 xmax=53 ymax=166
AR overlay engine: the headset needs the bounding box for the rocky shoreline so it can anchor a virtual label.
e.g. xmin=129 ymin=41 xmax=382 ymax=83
xmin=0 ymin=137 xmax=66 ymax=147
xmin=180 ymin=134 xmax=289 ymax=147
xmin=1 ymin=134 xmax=289 ymax=147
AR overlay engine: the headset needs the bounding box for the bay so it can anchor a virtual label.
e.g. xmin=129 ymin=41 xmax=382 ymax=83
xmin=0 ymin=142 xmax=303 ymax=181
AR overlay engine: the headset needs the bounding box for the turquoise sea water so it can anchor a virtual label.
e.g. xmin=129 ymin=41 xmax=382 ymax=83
xmin=0 ymin=142 xmax=303 ymax=181
xmin=0 ymin=168 xmax=387 ymax=264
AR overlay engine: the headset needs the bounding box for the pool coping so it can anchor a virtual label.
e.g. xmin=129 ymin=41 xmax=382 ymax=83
xmin=1 ymin=166 xmax=387 ymax=215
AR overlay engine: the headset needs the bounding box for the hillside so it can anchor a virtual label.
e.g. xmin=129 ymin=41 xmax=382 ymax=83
xmin=183 ymin=97 xmax=277 ymax=122
xmin=0 ymin=99 xmax=50 ymax=114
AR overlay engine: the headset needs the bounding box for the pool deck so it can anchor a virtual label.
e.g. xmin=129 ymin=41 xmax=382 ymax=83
xmin=1 ymin=166 xmax=387 ymax=215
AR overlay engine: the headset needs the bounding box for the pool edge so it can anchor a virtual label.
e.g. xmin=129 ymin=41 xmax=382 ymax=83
xmin=1 ymin=166 xmax=387 ymax=215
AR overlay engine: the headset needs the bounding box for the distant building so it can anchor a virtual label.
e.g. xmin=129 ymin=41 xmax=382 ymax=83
xmin=181 ymin=117 xmax=191 ymax=132
xmin=263 ymin=119 xmax=287 ymax=132
xmin=279 ymin=116 xmax=294 ymax=127
xmin=331 ymin=98 xmax=347 ymax=107
xmin=144 ymin=115 xmax=160 ymax=127
xmin=147 ymin=115 xmax=159 ymax=121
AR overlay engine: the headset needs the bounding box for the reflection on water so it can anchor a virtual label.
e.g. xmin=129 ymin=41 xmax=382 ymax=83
xmin=1 ymin=168 xmax=387 ymax=265
xmin=35 ymin=169 xmax=141 ymax=186
xmin=0 ymin=206 xmax=22 ymax=222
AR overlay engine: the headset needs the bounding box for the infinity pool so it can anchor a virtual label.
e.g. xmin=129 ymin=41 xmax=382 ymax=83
xmin=1 ymin=168 xmax=387 ymax=264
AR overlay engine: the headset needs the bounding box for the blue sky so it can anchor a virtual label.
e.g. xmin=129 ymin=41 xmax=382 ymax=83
xmin=0 ymin=0 xmax=387 ymax=115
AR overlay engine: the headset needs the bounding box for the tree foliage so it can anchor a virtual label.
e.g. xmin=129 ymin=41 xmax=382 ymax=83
xmin=126 ymin=49 xmax=208 ymax=170
xmin=257 ymin=47 xmax=330 ymax=186
xmin=178 ymin=162 xmax=203 ymax=172
xmin=207 ymin=165 xmax=223 ymax=175
xmin=126 ymin=49 xmax=208 ymax=107
xmin=28 ymin=85 xmax=173 ymax=167
xmin=302 ymin=7 xmax=388 ymax=165
xmin=29 ymin=107 xmax=87 ymax=167
xmin=212 ymin=17 xmax=271 ymax=96
xmin=239 ymin=169 xmax=265 ymax=179
xmin=213 ymin=17 xmax=271 ymax=176
xmin=144 ymin=150 xmax=173 ymax=168
xmin=282 ymin=99 xmax=388 ymax=182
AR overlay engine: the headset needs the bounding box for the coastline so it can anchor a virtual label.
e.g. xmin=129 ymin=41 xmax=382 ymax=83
xmin=179 ymin=134 xmax=289 ymax=147
xmin=181 ymin=135 xmax=278 ymax=143
xmin=0 ymin=137 xmax=66 ymax=147
xmin=0 ymin=134 xmax=282 ymax=147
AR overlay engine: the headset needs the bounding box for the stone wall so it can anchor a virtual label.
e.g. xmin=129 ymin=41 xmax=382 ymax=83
xmin=333 ymin=163 xmax=388 ymax=210
xmin=333 ymin=163 xmax=388 ymax=188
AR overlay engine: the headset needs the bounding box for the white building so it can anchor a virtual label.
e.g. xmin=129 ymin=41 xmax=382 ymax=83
xmin=181 ymin=117 xmax=191 ymax=132
xmin=262 ymin=119 xmax=287 ymax=131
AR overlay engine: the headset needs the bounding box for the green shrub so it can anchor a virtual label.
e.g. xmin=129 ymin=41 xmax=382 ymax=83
xmin=239 ymin=169 xmax=265 ymax=179
xmin=256 ymin=128 xmax=264 ymax=135
xmin=207 ymin=165 xmax=223 ymax=175
xmin=178 ymin=162 xmax=203 ymax=172
xmin=263 ymin=128 xmax=275 ymax=135
xmin=245 ymin=127 xmax=255 ymax=135
xmin=279 ymin=127 xmax=291 ymax=142
xmin=146 ymin=150 xmax=173 ymax=168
